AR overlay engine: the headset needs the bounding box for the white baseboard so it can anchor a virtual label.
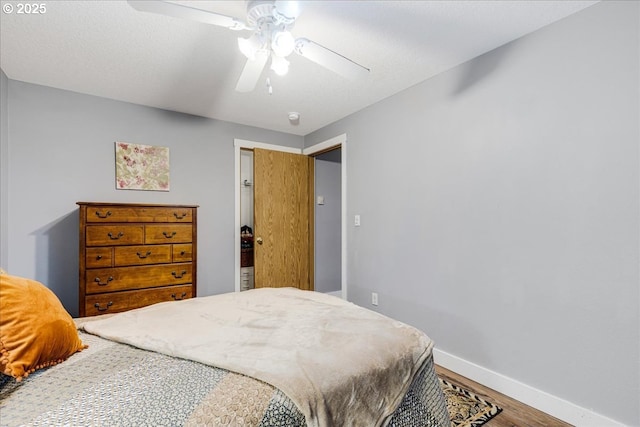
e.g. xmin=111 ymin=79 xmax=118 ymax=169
xmin=433 ymin=348 xmax=627 ymax=427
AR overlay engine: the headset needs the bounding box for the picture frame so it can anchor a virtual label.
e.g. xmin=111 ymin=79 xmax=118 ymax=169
xmin=115 ymin=142 xmax=170 ymax=191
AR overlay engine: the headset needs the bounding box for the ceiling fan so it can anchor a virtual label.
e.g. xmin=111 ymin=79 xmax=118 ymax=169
xmin=127 ymin=0 xmax=370 ymax=92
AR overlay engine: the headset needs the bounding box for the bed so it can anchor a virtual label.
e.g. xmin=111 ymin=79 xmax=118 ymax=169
xmin=0 ymin=273 xmax=449 ymax=427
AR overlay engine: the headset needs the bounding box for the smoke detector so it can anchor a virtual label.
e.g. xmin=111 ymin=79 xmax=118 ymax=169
xmin=288 ymin=112 xmax=300 ymax=123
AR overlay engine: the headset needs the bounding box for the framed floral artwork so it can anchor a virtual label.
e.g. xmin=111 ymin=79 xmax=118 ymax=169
xmin=115 ymin=142 xmax=170 ymax=191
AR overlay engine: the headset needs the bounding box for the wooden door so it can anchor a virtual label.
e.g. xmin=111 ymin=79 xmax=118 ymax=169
xmin=253 ymin=148 xmax=313 ymax=290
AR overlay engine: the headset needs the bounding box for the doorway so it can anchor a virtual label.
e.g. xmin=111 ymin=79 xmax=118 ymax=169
xmin=303 ymin=134 xmax=347 ymax=299
xmin=234 ymin=136 xmax=347 ymax=298
xmin=313 ymin=148 xmax=342 ymax=296
xmin=239 ymin=149 xmax=254 ymax=291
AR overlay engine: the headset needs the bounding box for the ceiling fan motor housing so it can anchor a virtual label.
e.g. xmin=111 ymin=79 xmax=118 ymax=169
xmin=247 ymin=1 xmax=278 ymax=28
xmin=244 ymin=0 xmax=296 ymax=60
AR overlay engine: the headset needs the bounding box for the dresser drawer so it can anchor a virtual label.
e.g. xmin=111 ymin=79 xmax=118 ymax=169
xmin=85 ymin=263 xmax=193 ymax=294
xmin=172 ymin=244 xmax=192 ymax=262
xmin=84 ymin=285 xmax=193 ymax=316
xmin=86 ymin=248 xmax=113 ymax=268
xmin=114 ymin=245 xmax=171 ymax=266
xmin=145 ymin=224 xmax=192 ymax=244
xmin=86 ymin=206 xmax=193 ymax=223
xmin=86 ymin=225 xmax=144 ymax=246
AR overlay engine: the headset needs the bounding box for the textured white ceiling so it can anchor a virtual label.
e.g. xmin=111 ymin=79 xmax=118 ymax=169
xmin=0 ymin=0 xmax=598 ymax=135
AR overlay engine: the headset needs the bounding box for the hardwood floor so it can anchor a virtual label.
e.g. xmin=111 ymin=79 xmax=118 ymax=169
xmin=435 ymin=365 xmax=573 ymax=427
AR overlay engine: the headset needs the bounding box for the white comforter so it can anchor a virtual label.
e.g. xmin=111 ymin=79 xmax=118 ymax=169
xmin=82 ymin=287 xmax=433 ymax=427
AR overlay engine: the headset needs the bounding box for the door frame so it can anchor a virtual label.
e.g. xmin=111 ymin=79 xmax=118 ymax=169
xmin=302 ymin=134 xmax=347 ymax=300
xmin=234 ymin=134 xmax=347 ymax=299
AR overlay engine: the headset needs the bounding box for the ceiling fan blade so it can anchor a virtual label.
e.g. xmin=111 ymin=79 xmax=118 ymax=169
xmin=235 ymin=51 xmax=270 ymax=93
xmin=294 ymin=38 xmax=369 ymax=80
xmin=127 ymin=1 xmax=248 ymax=30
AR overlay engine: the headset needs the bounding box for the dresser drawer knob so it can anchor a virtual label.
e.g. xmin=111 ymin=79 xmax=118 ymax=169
xmin=171 ymin=270 xmax=187 ymax=279
xmin=137 ymin=251 xmax=152 ymax=259
xmin=180 ymin=251 xmax=186 ymax=256
xmin=171 ymin=292 xmax=187 ymax=300
xmin=95 ymin=210 xmax=112 ymax=219
xmin=96 ymin=255 xmax=103 ymax=260
xmin=94 ymin=276 xmax=114 ymax=286
xmin=108 ymin=231 xmax=124 ymax=240
xmin=94 ymin=301 xmax=113 ymax=312
xmin=173 ymin=212 xmax=187 ymax=220
xmin=162 ymin=231 xmax=177 ymax=238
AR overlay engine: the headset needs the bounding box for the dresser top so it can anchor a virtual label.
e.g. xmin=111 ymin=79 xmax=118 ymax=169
xmin=77 ymin=202 xmax=199 ymax=208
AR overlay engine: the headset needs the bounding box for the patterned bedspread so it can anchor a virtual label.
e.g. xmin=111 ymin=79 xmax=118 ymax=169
xmin=0 ymin=331 xmax=449 ymax=426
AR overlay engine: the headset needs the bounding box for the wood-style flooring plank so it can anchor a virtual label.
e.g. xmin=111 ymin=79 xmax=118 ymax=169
xmin=435 ymin=365 xmax=573 ymax=427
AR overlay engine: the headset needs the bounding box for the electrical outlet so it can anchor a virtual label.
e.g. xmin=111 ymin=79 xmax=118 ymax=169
xmin=355 ymin=215 xmax=361 ymax=226
xmin=371 ymin=292 xmax=378 ymax=306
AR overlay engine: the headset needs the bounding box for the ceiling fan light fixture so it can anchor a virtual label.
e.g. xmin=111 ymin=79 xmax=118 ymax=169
xmin=238 ymin=34 xmax=262 ymax=60
xmin=270 ymin=54 xmax=290 ymax=76
xmin=271 ymin=30 xmax=295 ymax=57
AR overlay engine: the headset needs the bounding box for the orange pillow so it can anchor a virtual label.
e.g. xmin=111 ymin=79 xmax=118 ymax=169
xmin=0 ymin=274 xmax=87 ymax=381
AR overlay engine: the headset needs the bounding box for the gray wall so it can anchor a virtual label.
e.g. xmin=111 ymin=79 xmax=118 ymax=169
xmin=1 ymin=69 xmax=8 ymax=269
xmin=306 ymin=1 xmax=639 ymax=425
xmin=314 ymin=152 xmax=341 ymax=293
xmin=5 ymin=80 xmax=302 ymax=316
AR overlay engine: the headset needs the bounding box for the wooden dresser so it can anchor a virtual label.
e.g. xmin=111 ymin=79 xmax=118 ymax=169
xmin=77 ymin=202 xmax=198 ymax=317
